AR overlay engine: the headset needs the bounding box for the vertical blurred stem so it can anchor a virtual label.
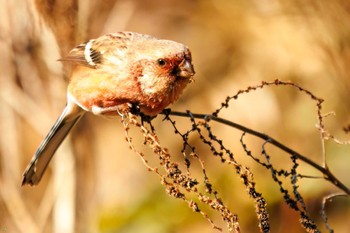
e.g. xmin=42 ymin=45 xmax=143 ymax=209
xmin=0 ymin=1 xmax=39 ymax=231
xmin=33 ymin=1 xmax=81 ymax=232
xmin=53 ymin=138 xmax=76 ymax=233
xmin=0 ymin=100 xmax=39 ymax=233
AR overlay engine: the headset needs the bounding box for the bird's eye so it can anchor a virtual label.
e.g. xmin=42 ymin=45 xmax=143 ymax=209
xmin=157 ymin=58 xmax=166 ymax=66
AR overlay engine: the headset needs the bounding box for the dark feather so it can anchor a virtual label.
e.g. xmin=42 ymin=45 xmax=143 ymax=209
xmin=58 ymin=42 xmax=100 ymax=68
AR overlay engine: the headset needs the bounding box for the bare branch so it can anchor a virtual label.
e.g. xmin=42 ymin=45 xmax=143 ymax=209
xmin=163 ymin=110 xmax=350 ymax=195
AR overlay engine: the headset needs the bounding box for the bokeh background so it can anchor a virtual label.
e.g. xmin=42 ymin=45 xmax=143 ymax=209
xmin=1 ymin=0 xmax=350 ymax=232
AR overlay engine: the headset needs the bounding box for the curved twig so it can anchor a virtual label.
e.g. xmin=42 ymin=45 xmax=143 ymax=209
xmin=321 ymin=193 xmax=349 ymax=232
xmin=161 ymin=110 xmax=350 ymax=195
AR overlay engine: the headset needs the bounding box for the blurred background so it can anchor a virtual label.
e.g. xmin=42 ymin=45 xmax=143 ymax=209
xmin=1 ymin=0 xmax=350 ymax=232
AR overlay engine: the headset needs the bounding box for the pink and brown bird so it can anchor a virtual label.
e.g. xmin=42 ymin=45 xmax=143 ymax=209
xmin=22 ymin=31 xmax=195 ymax=186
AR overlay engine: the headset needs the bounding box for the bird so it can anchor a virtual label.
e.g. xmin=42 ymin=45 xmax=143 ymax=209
xmin=22 ymin=31 xmax=195 ymax=186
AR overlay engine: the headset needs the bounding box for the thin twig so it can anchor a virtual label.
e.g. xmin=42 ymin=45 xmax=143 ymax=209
xmin=161 ymin=110 xmax=350 ymax=195
xmin=321 ymin=193 xmax=349 ymax=233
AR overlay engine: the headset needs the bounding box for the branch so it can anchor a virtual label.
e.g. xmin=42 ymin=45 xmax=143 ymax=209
xmin=161 ymin=110 xmax=350 ymax=195
xmin=321 ymin=193 xmax=349 ymax=232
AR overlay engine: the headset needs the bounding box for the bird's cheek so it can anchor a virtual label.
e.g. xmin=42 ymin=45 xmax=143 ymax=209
xmin=138 ymin=73 xmax=161 ymax=95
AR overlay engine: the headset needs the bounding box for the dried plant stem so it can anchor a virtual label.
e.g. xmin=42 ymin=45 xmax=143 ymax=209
xmin=321 ymin=193 xmax=349 ymax=232
xmin=163 ymin=111 xmax=350 ymax=195
xmin=121 ymin=113 xmax=242 ymax=232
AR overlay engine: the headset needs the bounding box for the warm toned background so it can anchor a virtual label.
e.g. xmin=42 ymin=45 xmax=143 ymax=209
xmin=1 ymin=0 xmax=350 ymax=232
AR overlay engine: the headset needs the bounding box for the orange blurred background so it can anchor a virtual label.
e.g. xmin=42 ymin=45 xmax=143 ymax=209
xmin=1 ymin=0 xmax=350 ymax=232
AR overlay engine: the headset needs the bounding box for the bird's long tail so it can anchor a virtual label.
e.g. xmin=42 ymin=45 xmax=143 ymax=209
xmin=22 ymin=100 xmax=85 ymax=186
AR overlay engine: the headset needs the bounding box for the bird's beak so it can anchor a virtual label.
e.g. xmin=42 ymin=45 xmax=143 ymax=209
xmin=177 ymin=59 xmax=195 ymax=79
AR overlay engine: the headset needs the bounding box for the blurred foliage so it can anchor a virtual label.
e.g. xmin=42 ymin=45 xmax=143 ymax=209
xmin=1 ymin=0 xmax=350 ymax=232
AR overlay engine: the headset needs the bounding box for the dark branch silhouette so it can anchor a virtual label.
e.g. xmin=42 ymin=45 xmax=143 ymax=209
xmin=162 ymin=110 xmax=350 ymax=195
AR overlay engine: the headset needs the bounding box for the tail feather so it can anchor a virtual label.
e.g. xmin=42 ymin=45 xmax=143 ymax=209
xmin=22 ymin=101 xmax=84 ymax=186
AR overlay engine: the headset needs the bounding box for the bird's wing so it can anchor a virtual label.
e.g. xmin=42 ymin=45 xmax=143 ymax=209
xmin=59 ymin=32 xmax=153 ymax=68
